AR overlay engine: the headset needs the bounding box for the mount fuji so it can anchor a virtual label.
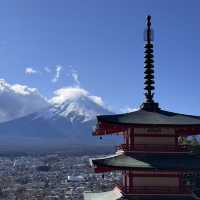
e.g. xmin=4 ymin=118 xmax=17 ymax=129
xmin=0 ymin=86 xmax=121 ymax=153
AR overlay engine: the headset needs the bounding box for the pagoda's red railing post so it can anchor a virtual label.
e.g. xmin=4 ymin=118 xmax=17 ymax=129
xmin=122 ymin=171 xmax=127 ymax=192
xmin=175 ymin=136 xmax=178 ymax=146
xmin=129 ymin=171 xmax=133 ymax=193
xmin=123 ymin=128 xmax=135 ymax=151
xmin=125 ymin=130 xmax=129 ymax=150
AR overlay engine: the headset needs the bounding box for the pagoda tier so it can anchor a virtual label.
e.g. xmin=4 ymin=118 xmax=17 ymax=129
xmin=90 ymin=152 xmax=200 ymax=197
xmin=84 ymin=192 xmax=198 ymax=200
xmin=84 ymin=186 xmax=199 ymax=200
xmin=91 ymin=152 xmax=200 ymax=173
xmin=94 ymin=107 xmax=200 ymax=136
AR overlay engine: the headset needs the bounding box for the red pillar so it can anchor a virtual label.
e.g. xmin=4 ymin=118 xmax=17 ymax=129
xmin=122 ymin=171 xmax=128 ymax=193
xmin=128 ymin=128 xmax=134 ymax=151
xmin=175 ymin=136 xmax=178 ymax=150
xmin=129 ymin=171 xmax=133 ymax=193
xmin=124 ymin=130 xmax=129 ymax=151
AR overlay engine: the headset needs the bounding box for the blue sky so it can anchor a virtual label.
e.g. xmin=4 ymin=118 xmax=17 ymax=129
xmin=0 ymin=0 xmax=200 ymax=114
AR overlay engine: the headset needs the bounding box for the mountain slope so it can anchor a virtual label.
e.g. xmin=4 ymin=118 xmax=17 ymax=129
xmin=0 ymin=79 xmax=48 ymax=123
xmin=0 ymin=87 xmax=121 ymax=151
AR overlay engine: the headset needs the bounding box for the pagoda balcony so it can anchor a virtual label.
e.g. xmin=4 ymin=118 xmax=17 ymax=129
xmin=119 ymin=186 xmax=192 ymax=195
xmin=117 ymin=144 xmax=191 ymax=152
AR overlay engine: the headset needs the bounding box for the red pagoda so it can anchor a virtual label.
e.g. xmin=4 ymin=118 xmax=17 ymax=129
xmin=84 ymin=16 xmax=200 ymax=200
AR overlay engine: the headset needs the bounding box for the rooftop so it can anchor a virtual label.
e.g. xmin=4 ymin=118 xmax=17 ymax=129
xmin=84 ymin=189 xmax=198 ymax=200
xmin=97 ymin=107 xmax=200 ymax=127
xmin=91 ymin=152 xmax=200 ymax=171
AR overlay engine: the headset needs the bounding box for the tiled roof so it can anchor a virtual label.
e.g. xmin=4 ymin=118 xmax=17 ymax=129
xmin=91 ymin=152 xmax=200 ymax=171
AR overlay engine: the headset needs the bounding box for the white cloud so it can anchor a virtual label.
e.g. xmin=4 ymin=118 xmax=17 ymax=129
xmin=25 ymin=67 xmax=38 ymax=75
xmin=49 ymin=65 xmax=81 ymax=86
xmin=72 ymin=70 xmax=80 ymax=86
xmin=0 ymin=79 xmax=48 ymax=122
xmin=89 ymin=95 xmax=104 ymax=106
xmin=49 ymin=86 xmax=107 ymax=122
xmin=49 ymin=86 xmax=104 ymax=107
xmin=0 ymin=77 xmax=110 ymax=123
xmin=66 ymin=65 xmax=81 ymax=87
xmin=120 ymin=107 xmax=139 ymax=113
xmin=50 ymin=87 xmax=87 ymax=104
xmin=52 ymin=65 xmax=63 ymax=83
xmin=44 ymin=67 xmax=51 ymax=73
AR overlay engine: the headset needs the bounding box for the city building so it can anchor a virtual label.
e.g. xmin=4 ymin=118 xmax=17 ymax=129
xmin=84 ymin=16 xmax=200 ymax=200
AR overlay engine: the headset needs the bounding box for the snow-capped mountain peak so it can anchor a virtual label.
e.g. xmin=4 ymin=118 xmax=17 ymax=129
xmin=51 ymin=96 xmax=107 ymax=122
xmin=0 ymin=85 xmax=118 ymax=149
xmin=0 ymin=79 xmax=48 ymax=123
xmin=35 ymin=87 xmax=111 ymax=123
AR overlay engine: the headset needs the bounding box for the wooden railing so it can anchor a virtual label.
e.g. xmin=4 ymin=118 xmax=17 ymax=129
xmin=119 ymin=186 xmax=192 ymax=194
xmin=117 ymin=144 xmax=191 ymax=152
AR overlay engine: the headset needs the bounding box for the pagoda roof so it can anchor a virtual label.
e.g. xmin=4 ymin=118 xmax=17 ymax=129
xmin=97 ymin=105 xmax=200 ymax=127
xmin=91 ymin=152 xmax=200 ymax=171
xmin=84 ymin=188 xmax=197 ymax=200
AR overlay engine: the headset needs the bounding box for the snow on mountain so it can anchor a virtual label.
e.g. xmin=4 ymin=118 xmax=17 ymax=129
xmin=0 ymin=79 xmax=48 ymax=122
xmin=0 ymin=86 xmax=120 ymax=150
xmin=35 ymin=87 xmax=111 ymax=123
xmin=0 ymin=81 xmax=109 ymax=124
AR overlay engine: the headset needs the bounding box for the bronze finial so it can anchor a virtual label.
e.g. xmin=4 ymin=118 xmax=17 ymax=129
xmin=144 ymin=15 xmax=155 ymax=103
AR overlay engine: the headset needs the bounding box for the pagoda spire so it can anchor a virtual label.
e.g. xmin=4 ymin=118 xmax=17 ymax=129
xmin=141 ymin=15 xmax=159 ymax=111
xmin=144 ymin=15 xmax=155 ymax=103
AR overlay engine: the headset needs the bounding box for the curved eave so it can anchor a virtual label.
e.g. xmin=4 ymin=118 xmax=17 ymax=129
xmin=97 ymin=119 xmax=200 ymax=127
xmin=90 ymin=153 xmax=200 ymax=173
xmin=94 ymin=109 xmax=200 ymax=136
xmin=94 ymin=122 xmax=200 ymax=136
